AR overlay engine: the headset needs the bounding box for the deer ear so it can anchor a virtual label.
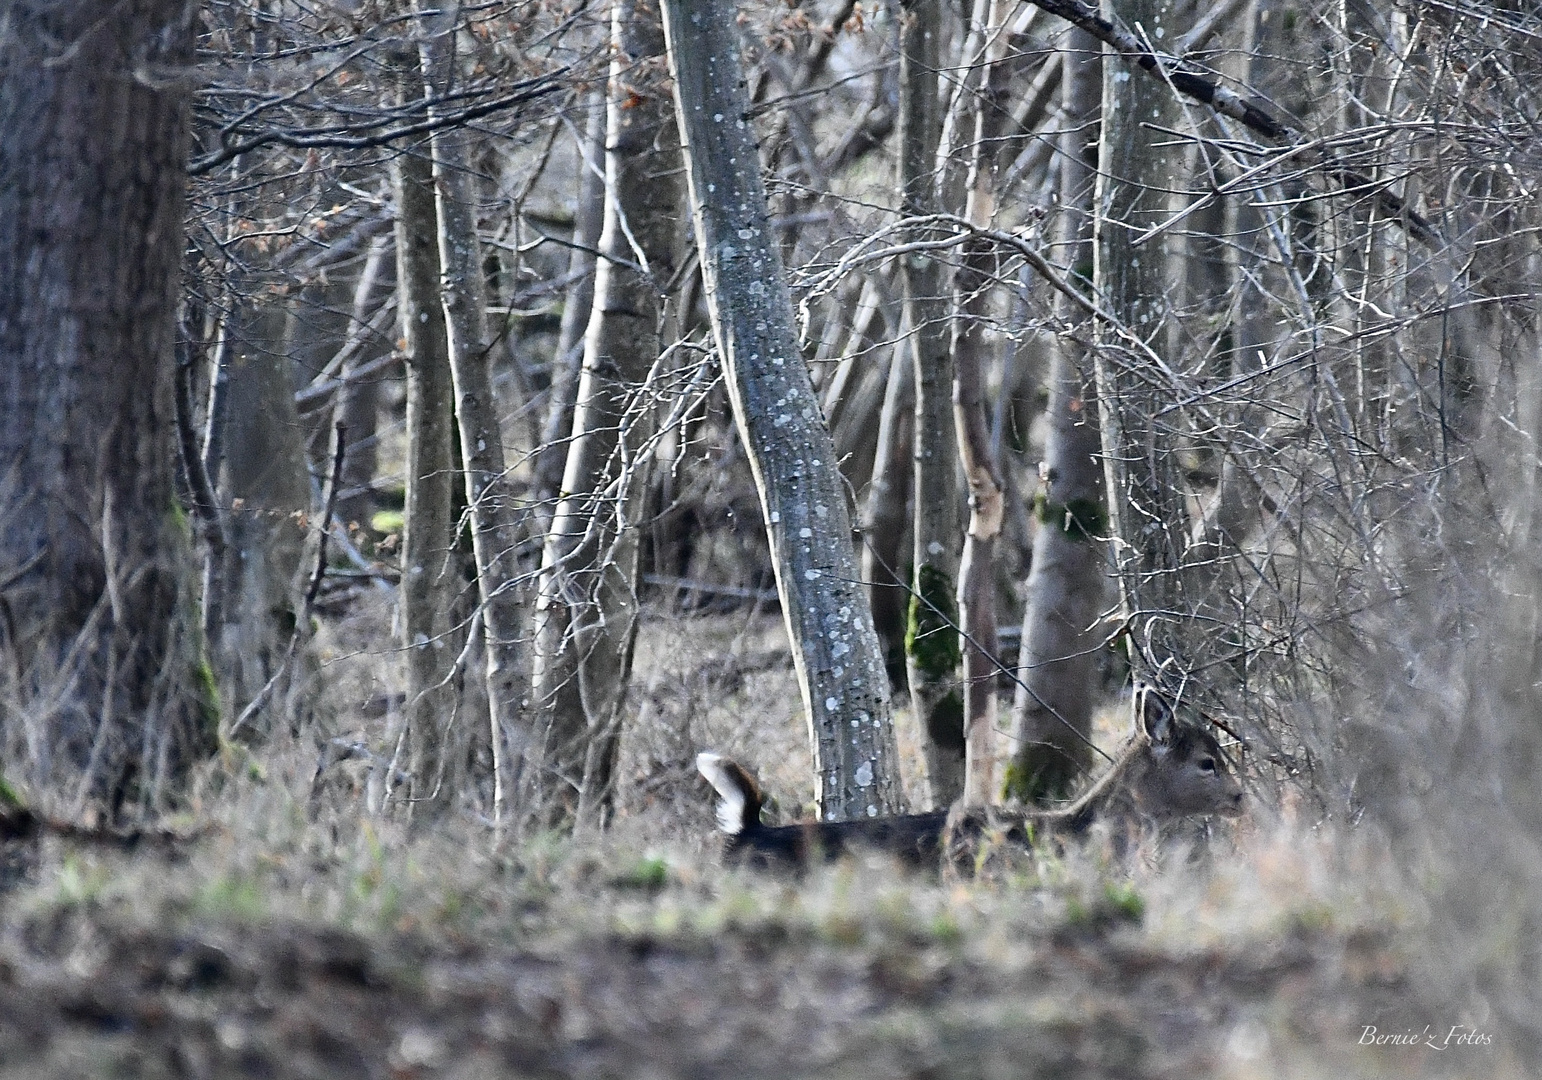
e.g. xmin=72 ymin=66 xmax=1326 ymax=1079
xmin=1136 ymin=685 xmax=1176 ymax=748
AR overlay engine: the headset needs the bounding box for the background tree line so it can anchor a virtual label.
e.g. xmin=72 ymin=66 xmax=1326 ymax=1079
xmin=2 ymin=0 xmax=1540 ymax=857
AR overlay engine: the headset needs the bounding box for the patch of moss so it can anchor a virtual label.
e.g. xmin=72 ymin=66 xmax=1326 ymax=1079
xmin=1001 ymin=752 xmax=1081 ymax=804
xmin=370 ymin=509 xmax=405 ymax=534
xmin=905 ymin=563 xmax=961 ymax=678
xmin=1032 ymin=495 xmax=1107 ymax=542
xmin=612 ymin=855 xmax=670 ymax=892
xmin=193 ymin=653 xmax=223 ymax=741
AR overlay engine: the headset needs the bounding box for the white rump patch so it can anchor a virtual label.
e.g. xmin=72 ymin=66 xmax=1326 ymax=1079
xmin=696 ymin=751 xmax=748 ymax=836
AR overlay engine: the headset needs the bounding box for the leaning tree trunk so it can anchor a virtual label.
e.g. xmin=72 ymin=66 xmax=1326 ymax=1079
xmin=531 ymin=0 xmax=683 ymax=825
xmin=394 ymin=54 xmax=465 ymax=819
xmin=1006 ymin=28 xmax=1107 ymax=802
xmin=0 ymin=0 xmax=211 ymax=815
xmin=899 ymin=0 xmax=966 ymax=806
xmin=417 ymin=18 xmax=531 ymax=827
xmin=660 ymin=0 xmax=903 ymax=820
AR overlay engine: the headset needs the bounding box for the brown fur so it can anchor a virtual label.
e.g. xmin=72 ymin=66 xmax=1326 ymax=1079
xmin=698 ymin=686 xmax=1243 ymax=871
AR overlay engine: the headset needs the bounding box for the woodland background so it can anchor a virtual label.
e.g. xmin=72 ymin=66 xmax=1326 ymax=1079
xmin=0 ymin=0 xmax=1539 ymax=1075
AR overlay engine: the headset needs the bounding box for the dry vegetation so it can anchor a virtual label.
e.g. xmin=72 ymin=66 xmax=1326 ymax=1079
xmin=0 ymin=597 xmax=1531 ymax=1079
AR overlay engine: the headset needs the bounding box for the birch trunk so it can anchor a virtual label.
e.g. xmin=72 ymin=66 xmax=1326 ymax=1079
xmin=660 ymin=0 xmax=902 ymax=819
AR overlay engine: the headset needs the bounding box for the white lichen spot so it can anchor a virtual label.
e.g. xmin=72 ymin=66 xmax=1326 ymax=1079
xmin=833 ymin=666 xmax=844 ymax=678
xmin=831 ymin=641 xmax=850 ymax=658
xmin=825 ymin=696 xmax=838 ymax=711
xmin=713 ymin=112 xmax=724 ymax=122
xmin=854 ymin=761 xmax=874 ymax=787
xmin=799 ymin=527 xmax=812 ymax=538
xmin=866 ymin=805 xmax=878 ymax=817
xmin=927 ymin=540 xmax=944 ymax=556
xmin=774 ymin=413 xmax=791 ymax=427
xmin=769 ymin=511 xmax=780 ymax=523
xmin=738 ymin=228 xmax=754 ymax=240
xmin=805 ymin=569 xmax=819 ymax=580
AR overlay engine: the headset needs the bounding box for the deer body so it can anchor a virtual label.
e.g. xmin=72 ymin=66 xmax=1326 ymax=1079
xmin=697 ymin=687 xmax=1244 ymax=870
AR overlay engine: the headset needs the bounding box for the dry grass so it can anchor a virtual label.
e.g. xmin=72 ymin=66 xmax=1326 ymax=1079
xmin=0 ymin=594 xmax=1533 ymax=1078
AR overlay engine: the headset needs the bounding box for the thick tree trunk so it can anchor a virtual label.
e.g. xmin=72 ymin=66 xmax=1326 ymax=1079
xmin=217 ymin=302 xmax=311 ymax=721
xmin=0 ymin=0 xmax=210 ymax=813
xmin=417 ymin=20 xmax=531 ymax=827
xmin=531 ymin=0 xmax=682 ymax=824
xmin=393 ymin=63 xmax=465 ymax=819
xmin=1006 ymin=29 xmax=1107 ymax=802
xmin=899 ymin=0 xmax=966 ymax=806
xmin=661 ymin=0 xmax=902 ymax=820
xmin=1094 ymin=0 xmax=1189 ymax=663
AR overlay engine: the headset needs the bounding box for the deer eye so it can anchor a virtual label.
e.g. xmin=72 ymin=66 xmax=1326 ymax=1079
xmin=1198 ymin=757 xmax=1217 ymax=774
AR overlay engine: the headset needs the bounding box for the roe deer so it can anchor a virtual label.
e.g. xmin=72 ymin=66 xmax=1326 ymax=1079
xmin=696 ymin=685 xmax=1244 ymax=869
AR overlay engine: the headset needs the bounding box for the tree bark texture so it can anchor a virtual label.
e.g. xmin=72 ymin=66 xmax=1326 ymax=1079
xmin=950 ymin=0 xmax=1014 ymax=807
xmin=899 ymin=0 xmax=966 ymax=806
xmin=536 ymin=89 xmax=609 ymax=512
xmin=1007 ymin=29 xmax=1108 ymax=802
xmin=859 ymin=346 xmax=913 ymax=689
xmin=335 ymin=235 xmax=393 ymax=530
xmin=1094 ymin=0 xmax=1189 ymax=664
xmin=0 ymin=0 xmax=210 ymax=812
xmin=531 ymin=0 xmax=682 ymax=824
xmin=216 ymin=301 xmax=310 ymax=721
xmin=661 ymin=0 xmax=902 ymax=820
xmin=417 ymin=20 xmax=530 ymax=826
xmin=394 ymin=83 xmax=464 ymax=819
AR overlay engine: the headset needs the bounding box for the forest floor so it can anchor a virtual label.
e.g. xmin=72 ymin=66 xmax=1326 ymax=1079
xmin=0 ymin=608 xmax=1522 ymax=1079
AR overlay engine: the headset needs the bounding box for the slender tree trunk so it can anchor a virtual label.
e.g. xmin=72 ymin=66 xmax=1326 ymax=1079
xmin=860 ymin=343 xmax=913 ymax=688
xmin=536 ymin=89 xmax=609 ymax=513
xmin=660 ymin=0 xmax=902 ymax=819
xmin=1006 ymin=27 xmax=1107 ymax=802
xmin=0 ymin=0 xmax=210 ymax=813
xmin=394 ymin=58 xmax=464 ymax=818
xmin=336 ymin=235 xmax=393 ymax=530
xmin=417 ymin=19 xmax=530 ymax=827
xmin=950 ymin=0 xmax=1014 ymax=807
xmin=899 ymin=0 xmax=966 ymax=805
xmin=531 ymin=0 xmax=682 ymax=824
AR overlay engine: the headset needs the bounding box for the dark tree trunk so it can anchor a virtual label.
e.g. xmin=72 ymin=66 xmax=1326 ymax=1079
xmin=0 ymin=0 xmax=210 ymax=813
xmin=394 ymin=58 xmax=465 ymax=819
